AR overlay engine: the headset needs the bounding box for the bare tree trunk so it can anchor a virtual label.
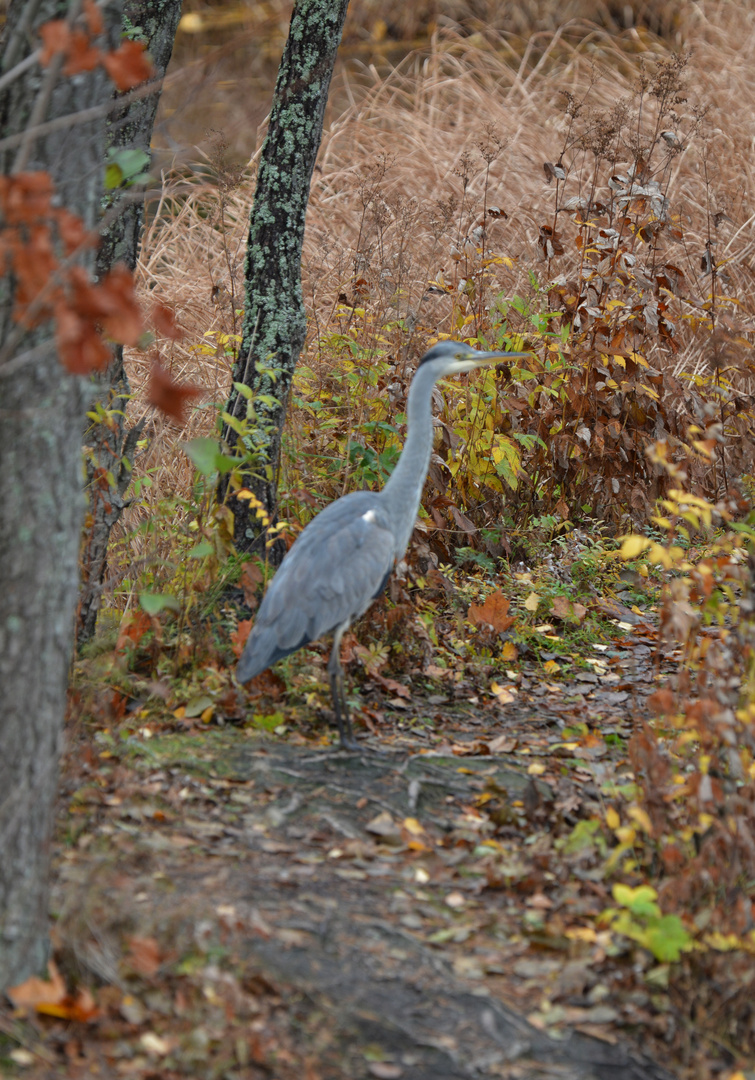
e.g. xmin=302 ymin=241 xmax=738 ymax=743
xmin=77 ymin=0 xmax=183 ymax=645
xmin=221 ymin=0 xmax=349 ymax=558
xmin=0 ymin=0 xmax=117 ymax=989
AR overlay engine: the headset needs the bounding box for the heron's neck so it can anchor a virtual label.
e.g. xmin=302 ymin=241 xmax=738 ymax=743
xmin=380 ymin=362 xmax=438 ymax=559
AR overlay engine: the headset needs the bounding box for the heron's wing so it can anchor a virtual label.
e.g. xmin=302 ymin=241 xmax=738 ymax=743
xmin=237 ymin=492 xmax=395 ymax=682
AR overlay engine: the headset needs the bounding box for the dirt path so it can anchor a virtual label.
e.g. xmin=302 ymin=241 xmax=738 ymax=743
xmin=0 ymin=620 xmax=689 ymax=1079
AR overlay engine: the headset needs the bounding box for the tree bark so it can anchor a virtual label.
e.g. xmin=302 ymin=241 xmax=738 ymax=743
xmin=77 ymin=0 xmax=183 ymax=645
xmin=0 ymin=0 xmax=118 ymax=989
xmin=221 ymin=0 xmax=349 ymax=558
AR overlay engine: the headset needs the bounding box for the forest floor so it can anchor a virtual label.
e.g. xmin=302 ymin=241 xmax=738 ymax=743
xmin=2 ymin=585 xmax=716 ymax=1080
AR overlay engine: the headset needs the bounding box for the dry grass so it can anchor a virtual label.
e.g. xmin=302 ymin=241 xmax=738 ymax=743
xmin=113 ymin=3 xmax=755 ymax=585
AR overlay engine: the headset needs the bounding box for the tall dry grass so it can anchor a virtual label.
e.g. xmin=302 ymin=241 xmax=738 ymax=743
xmin=114 ymin=3 xmax=755 ymax=578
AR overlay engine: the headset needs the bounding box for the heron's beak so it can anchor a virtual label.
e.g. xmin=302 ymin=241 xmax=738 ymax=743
xmin=454 ymin=348 xmax=531 ymax=373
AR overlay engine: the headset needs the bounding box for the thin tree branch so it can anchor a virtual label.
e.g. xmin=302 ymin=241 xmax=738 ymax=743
xmin=2 ymin=76 xmax=163 ymax=158
xmin=12 ymin=0 xmax=83 ymax=173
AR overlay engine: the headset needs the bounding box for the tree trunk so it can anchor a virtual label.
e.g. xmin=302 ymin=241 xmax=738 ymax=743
xmin=77 ymin=0 xmax=183 ymax=646
xmin=221 ymin=0 xmax=349 ymax=558
xmin=0 ymin=0 xmax=118 ymax=989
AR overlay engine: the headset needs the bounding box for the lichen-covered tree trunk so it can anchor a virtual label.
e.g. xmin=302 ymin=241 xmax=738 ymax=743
xmin=221 ymin=0 xmax=349 ymax=558
xmin=77 ymin=0 xmax=183 ymax=645
xmin=0 ymin=0 xmax=118 ymax=989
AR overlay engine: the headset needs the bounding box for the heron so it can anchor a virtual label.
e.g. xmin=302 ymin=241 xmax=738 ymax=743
xmin=236 ymin=340 xmax=529 ymax=747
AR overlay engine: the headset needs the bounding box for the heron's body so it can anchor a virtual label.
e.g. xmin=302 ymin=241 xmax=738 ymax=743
xmin=237 ymin=341 xmax=529 ymax=746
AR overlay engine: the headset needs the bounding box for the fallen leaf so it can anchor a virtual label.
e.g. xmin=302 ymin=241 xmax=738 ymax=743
xmin=368 ymin=1065 xmax=403 ymax=1079
xmin=365 ymin=811 xmax=401 ymax=839
xmin=488 ymin=733 xmax=517 ymax=753
xmin=550 ymin=595 xmax=587 ymax=623
xmin=126 ymin=935 xmax=161 ymax=977
xmin=7 ymin=961 xmax=66 ymax=1009
xmin=468 ymin=590 xmax=515 ymax=632
xmin=524 ymin=592 xmax=540 ymax=612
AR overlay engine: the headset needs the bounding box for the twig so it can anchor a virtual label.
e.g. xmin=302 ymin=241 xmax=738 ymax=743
xmin=12 ymin=0 xmax=83 ymax=173
xmin=0 ymin=77 xmax=164 ymax=157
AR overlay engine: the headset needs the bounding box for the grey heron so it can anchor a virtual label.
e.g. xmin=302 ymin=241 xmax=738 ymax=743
xmin=236 ymin=340 xmax=529 ymax=747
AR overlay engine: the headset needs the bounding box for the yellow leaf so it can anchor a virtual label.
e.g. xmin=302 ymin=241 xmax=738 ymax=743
xmin=490 ymin=682 xmax=517 ymax=705
xmin=403 ymin=817 xmax=424 ymax=836
xmin=501 ymin=641 xmax=518 ymax=663
xmin=527 ymin=763 xmax=546 ymax=776
xmin=606 ymin=806 xmax=620 ymax=830
xmin=565 ymin=926 xmax=598 ymax=942
xmin=627 ymin=805 xmax=653 ymax=835
xmin=620 ymin=535 xmax=650 ymax=560
xmin=524 ymin=592 xmax=540 ymax=612
xmin=615 ymin=826 xmax=636 ymax=844
xmin=543 ymin=660 xmax=561 ymax=675
xmin=201 ymin=705 xmax=214 ymax=724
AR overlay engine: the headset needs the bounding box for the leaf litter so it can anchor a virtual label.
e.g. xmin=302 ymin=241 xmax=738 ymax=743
xmin=2 ymin=608 xmax=697 ymax=1080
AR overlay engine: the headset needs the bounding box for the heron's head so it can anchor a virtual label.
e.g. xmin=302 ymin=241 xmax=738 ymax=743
xmin=417 ymin=340 xmax=531 ymax=378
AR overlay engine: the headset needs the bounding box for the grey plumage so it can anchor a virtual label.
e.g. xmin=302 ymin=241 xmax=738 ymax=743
xmin=236 ymin=340 xmax=530 ymax=746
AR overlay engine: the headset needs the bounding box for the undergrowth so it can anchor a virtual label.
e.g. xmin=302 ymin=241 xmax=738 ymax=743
xmin=74 ymin=17 xmax=755 ymax=1078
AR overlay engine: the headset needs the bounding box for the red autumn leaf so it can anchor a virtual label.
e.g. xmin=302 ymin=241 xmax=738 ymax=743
xmin=101 ymin=40 xmax=155 ymax=91
xmin=82 ymin=0 xmax=104 ymax=36
xmin=38 ymin=20 xmax=71 ymax=66
xmin=54 ymin=207 xmax=94 ymax=254
xmin=70 ymin=263 xmax=144 ymax=346
xmin=468 ymin=591 xmax=515 ymax=633
xmin=115 ymin=610 xmax=152 ymax=653
xmin=147 ymin=360 xmax=201 ymax=423
xmin=231 ymin=618 xmax=253 ymax=658
xmin=54 ymin=304 xmax=110 ymax=373
xmin=150 ymin=299 xmax=183 ymax=340
xmin=126 ymin=935 xmax=161 ymax=977
xmin=97 ymin=264 xmax=145 ymax=344
xmin=0 ymin=172 xmax=54 ymax=223
xmin=63 ymin=29 xmax=101 ymax=74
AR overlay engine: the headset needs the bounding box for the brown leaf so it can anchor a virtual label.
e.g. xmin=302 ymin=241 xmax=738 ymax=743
xmin=101 ymin=40 xmax=155 ymax=91
xmin=116 ymin=610 xmax=152 ymax=653
xmin=147 ymin=361 xmax=201 ymax=424
xmin=38 ymin=20 xmax=71 ymax=66
xmin=550 ymin=595 xmax=586 ymax=623
xmin=488 ymin=733 xmax=517 ymax=753
xmin=450 ymin=505 xmax=476 ymax=534
xmin=468 ymin=591 xmax=514 ymax=633
xmin=647 ymin=688 xmax=676 ymax=716
xmin=240 ymin=563 xmax=263 ymax=606
xmin=231 ymin=618 xmax=253 ymax=658
xmin=55 ymin=305 xmax=110 ymax=373
xmin=62 ymin=29 xmax=101 ymax=75
xmin=126 ymin=935 xmax=161 ymax=977
xmin=7 ymin=960 xmax=66 ymax=1009
xmin=150 ymin=299 xmax=183 ymax=340
xmin=82 ymin=0 xmax=104 ymax=35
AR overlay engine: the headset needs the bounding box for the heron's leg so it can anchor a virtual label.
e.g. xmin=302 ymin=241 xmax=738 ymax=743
xmin=328 ymin=625 xmax=359 ymax=749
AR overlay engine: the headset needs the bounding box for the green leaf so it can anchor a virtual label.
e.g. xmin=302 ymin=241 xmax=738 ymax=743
xmin=139 ymin=592 xmax=181 ymax=616
xmin=183 ymin=437 xmax=223 ymax=476
xmin=646 ymin=916 xmax=691 ymax=962
xmin=187 ymin=540 xmax=214 ymax=559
